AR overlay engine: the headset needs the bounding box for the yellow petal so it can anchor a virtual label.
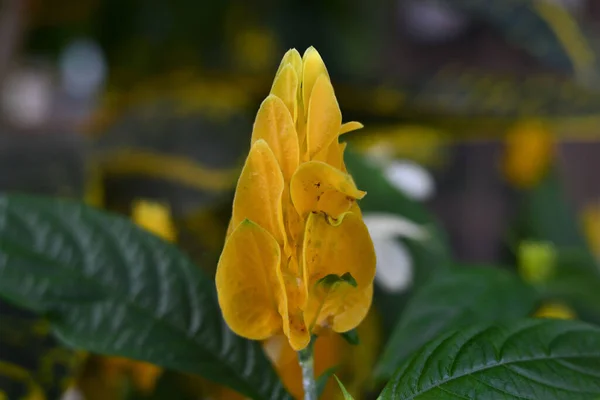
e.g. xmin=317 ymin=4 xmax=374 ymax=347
xmin=302 ymin=212 xmax=376 ymax=330
xmin=274 ymin=48 xmax=302 ymax=83
xmin=306 ymin=75 xmax=342 ymax=159
xmin=296 ymin=108 xmax=308 ymax=162
xmin=340 ymin=121 xmax=364 ymax=135
xmin=277 ymin=253 xmax=310 ymax=351
xmin=331 ymin=283 xmax=373 ymax=332
xmin=282 ymin=187 xmax=304 ymax=246
xmin=302 ymin=47 xmax=329 ymax=117
xmin=348 ymin=198 xmax=362 ymax=218
xmin=226 ymin=217 xmax=234 ymax=237
xmin=304 ymin=283 xmax=373 ymax=334
xmin=216 ymin=220 xmax=284 ymax=340
xmin=278 ymin=270 xmax=311 ymax=351
xmin=303 ymin=212 xmax=375 ymax=288
xmin=313 ymin=139 xmax=344 ymax=170
xmin=290 ymin=161 xmax=365 ymax=219
xmin=251 ymin=95 xmax=299 ymax=181
xmin=339 ymin=142 xmax=348 ymax=173
xmin=270 ymin=64 xmax=299 ymax=123
xmin=232 ymin=139 xmax=286 ymax=245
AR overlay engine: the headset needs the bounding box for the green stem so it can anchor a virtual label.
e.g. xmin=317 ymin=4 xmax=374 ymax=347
xmin=298 ymin=340 xmax=317 ymax=400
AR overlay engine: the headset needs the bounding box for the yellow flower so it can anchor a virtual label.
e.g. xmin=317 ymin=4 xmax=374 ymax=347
xmin=96 ymin=357 xmax=162 ymax=395
xmin=502 ymin=120 xmax=554 ymax=189
xmin=582 ymin=202 xmax=600 ymax=259
xmin=518 ymin=241 xmax=557 ymax=284
xmin=216 ymin=47 xmax=376 ymax=351
xmin=534 ymin=302 xmax=577 ymax=320
xmin=131 ymin=200 xmax=177 ymax=242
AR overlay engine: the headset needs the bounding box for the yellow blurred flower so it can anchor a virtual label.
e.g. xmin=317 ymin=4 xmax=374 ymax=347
xmin=502 ymin=120 xmax=554 ymax=188
xmin=518 ymin=241 xmax=557 ymax=284
xmin=534 ymin=302 xmax=577 ymax=320
xmin=582 ymin=202 xmax=600 ymax=259
xmin=216 ymin=48 xmax=376 ymax=351
xmin=131 ymin=200 xmax=177 ymax=242
xmin=97 ymin=357 xmax=162 ymax=395
xmin=232 ymin=28 xmax=279 ymax=73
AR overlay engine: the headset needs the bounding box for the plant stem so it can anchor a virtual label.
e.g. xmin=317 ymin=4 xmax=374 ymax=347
xmin=298 ymin=340 xmax=317 ymax=400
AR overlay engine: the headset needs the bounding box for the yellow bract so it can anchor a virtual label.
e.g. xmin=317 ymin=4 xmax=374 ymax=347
xmin=216 ymin=220 xmax=284 ymax=340
xmin=502 ymin=120 xmax=554 ymax=189
xmin=216 ymin=47 xmax=376 ymax=351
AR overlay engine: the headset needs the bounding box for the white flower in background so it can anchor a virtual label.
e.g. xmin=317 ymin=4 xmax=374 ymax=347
xmin=384 ymin=160 xmax=435 ymax=201
xmin=402 ymin=0 xmax=469 ymax=44
xmin=363 ymin=142 xmax=436 ymax=202
xmin=61 ymin=387 xmax=84 ymax=400
xmin=363 ymin=213 xmax=428 ymax=293
xmin=59 ymin=38 xmax=106 ymax=99
xmin=362 ymin=156 xmax=436 ymax=293
xmin=1 ymin=66 xmax=52 ymax=128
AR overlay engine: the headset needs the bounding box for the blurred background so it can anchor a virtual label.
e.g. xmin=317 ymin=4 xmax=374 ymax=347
xmin=0 ymin=0 xmax=599 ymax=399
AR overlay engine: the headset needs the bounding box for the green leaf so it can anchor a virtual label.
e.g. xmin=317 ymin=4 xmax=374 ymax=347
xmin=316 ymin=366 xmax=338 ymax=399
xmin=536 ymin=249 xmax=600 ymax=324
xmin=339 ymin=329 xmax=360 ymax=346
xmin=317 ymin=272 xmax=357 ymax=288
xmin=0 ymin=194 xmax=290 ymax=400
xmin=334 ymin=375 xmax=354 ymax=400
xmin=375 ymin=266 xmax=537 ymax=381
xmin=379 ymin=319 xmax=600 ymax=399
xmin=520 ymin=171 xmax=591 ymax=251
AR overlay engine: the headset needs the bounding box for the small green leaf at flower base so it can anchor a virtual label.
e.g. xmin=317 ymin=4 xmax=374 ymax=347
xmin=333 ymin=375 xmax=354 ymax=400
xmin=317 ymin=272 xmax=358 ymax=288
xmin=339 ymin=329 xmax=360 ymax=346
xmin=316 ymin=366 xmax=338 ymax=398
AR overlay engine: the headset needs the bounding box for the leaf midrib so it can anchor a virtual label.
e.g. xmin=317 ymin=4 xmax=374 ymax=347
xmin=401 ymin=353 xmax=600 ymax=399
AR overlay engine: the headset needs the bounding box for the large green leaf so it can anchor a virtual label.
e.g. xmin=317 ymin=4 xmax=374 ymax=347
xmin=375 ymin=266 xmax=537 ymax=381
xmin=0 ymin=194 xmax=290 ymax=400
xmin=379 ymin=319 xmax=600 ymax=399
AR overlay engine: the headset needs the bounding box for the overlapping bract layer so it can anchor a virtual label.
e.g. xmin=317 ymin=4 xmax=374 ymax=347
xmin=216 ymin=47 xmax=376 ymax=350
